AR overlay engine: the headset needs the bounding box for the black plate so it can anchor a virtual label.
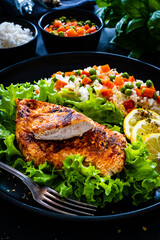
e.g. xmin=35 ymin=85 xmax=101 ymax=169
xmin=0 ymin=51 xmax=160 ymax=222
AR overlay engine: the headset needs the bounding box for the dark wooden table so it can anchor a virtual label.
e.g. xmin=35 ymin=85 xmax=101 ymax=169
xmin=0 ymin=6 xmax=160 ymax=240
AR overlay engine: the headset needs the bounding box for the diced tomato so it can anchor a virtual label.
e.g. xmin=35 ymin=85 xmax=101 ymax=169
xmin=84 ymin=24 xmax=90 ymax=30
xmin=123 ymin=99 xmax=134 ymax=110
xmin=157 ymin=96 xmax=160 ymax=104
xmin=86 ymin=26 xmax=97 ymax=34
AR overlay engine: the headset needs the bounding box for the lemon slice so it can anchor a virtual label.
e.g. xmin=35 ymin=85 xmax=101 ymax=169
xmin=131 ymin=119 xmax=160 ymax=142
xmin=124 ymin=109 xmax=160 ymax=140
xmin=143 ymin=133 xmax=160 ymax=174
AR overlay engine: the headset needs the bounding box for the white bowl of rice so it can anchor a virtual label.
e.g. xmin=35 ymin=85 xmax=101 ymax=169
xmin=0 ymin=17 xmax=38 ymax=68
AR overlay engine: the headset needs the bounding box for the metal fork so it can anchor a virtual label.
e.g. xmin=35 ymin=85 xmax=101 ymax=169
xmin=0 ymin=161 xmax=97 ymax=216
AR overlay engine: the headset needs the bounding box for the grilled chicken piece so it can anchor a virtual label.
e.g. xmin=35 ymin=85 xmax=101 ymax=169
xmin=16 ymin=99 xmax=95 ymax=140
xmin=15 ymin=99 xmax=127 ymax=176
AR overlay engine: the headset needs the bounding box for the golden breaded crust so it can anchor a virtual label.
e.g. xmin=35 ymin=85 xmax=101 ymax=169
xmin=15 ymin=99 xmax=127 ymax=176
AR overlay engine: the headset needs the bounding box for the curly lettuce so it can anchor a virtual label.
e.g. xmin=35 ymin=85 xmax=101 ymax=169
xmin=0 ymin=81 xmax=160 ymax=207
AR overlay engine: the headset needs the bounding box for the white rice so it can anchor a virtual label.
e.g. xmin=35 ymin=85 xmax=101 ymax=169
xmin=0 ymin=22 xmax=33 ymax=48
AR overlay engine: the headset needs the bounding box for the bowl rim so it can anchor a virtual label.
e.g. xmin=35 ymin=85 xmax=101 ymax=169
xmin=0 ymin=17 xmax=38 ymax=50
xmin=38 ymin=8 xmax=103 ymax=39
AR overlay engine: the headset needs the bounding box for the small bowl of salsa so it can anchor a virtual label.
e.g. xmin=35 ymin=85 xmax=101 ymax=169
xmin=38 ymin=8 xmax=103 ymax=53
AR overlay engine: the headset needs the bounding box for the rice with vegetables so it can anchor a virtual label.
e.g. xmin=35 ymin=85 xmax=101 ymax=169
xmin=35 ymin=64 xmax=160 ymax=116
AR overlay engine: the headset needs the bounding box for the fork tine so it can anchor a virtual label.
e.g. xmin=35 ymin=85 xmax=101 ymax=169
xmin=38 ymin=199 xmax=77 ymax=216
xmin=41 ymin=195 xmax=95 ymax=216
xmin=45 ymin=188 xmax=97 ymax=211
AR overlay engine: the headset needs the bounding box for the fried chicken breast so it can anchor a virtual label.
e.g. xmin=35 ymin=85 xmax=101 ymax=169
xmin=15 ymin=99 xmax=127 ymax=176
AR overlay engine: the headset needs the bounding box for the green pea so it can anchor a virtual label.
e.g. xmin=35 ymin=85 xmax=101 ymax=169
xmin=97 ymin=78 xmax=101 ymax=84
xmin=146 ymin=79 xmax=153 ymax=88
xmin=122 ymin=72 xmax=129 ymax=79
xmin=90 ymin=75 xmax=97 ymax=81
xmin=125 ymin=89 xmax=132 ymax=96
xmin=70 ymin=18 xmax=76 ymax=22
xmin=50 ymin=31 xmax=55 ymax=35
xmin=125 ymin=83 xmax=134 ymax=89
xmin=69 ymin=75 xmax=75 ymax=82
xmin=81 ymin=74 xmax=86 ymax=79
xmin=120 ymin=86 xmax=126 ymax=93
xmin=153 ymin=92 xmax=157 ymax=100
xmin=59 ymin=16 xmax=67 ymax=22
xmin=58 ymin=31 xmax=64 ymax=36
xmin=136 ymin=82 xmax=142 ymax=89
xmin=89 ymin=68 xmax=96 ymax=75
xmin=52 ymin=76 xmax=57 ymax=82
xmin=75 ymin=70 xmax=81 ymax=76
xmin=77 ymin=21 xmax=83 ymax=26
xmin=109 ymin=75 xmax=115 ymax=81
xmin=85 ymin=20 xmax=91 ymax=26
xmin=142 ymin=88 xmax=145 ymax=94
xmin=70 ymin=26 xmax=76 ymax=30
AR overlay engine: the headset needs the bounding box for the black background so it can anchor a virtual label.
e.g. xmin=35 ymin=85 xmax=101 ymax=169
xmin=0 ymin=2 xmax=160 ymax=239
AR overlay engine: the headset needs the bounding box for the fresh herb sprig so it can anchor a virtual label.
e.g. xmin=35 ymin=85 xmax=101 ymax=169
xmin=96 ymin=0 xmax=160 ymax=58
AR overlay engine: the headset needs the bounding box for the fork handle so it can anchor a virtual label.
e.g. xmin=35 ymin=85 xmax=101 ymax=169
xmin=0 ymin=161 xmax=39 ymax=191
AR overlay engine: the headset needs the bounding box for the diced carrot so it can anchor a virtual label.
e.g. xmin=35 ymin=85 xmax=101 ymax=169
xmin=100 ymin=64 xmax=111 ymax=73
xmin=92 ymin=65 xmax=98 ymax=70
xmin=81 ymin=70 xmax=90 ymax=77
xmin=123 ymin=99 xmax=134 ymax=110
xmin=51 ymin=71 xmax=62 ymax=78
xmin=157 ymin=96 xmax=160 ymax=104
xmin=140 ymin=85 xmax=155 ymax=91
xmin=128 ymin=75 xmax=135 ymax=82
xmin=54 ymin=20 xmax=62 ymax=28
xmin=82 ymin=76 xmax=92 ymax=85
xmin=66 ymin=21 xmax=77 ymax=27
xmin=114 ymin=75 xmax=124 ymax=86
xmin=66 ymin=28 xmax=78 ymax=37
xmin=35 ymin=89 xmax=40 ymax=94
xmin=45 ymin=27 xmax=50 ymax=32
xmin=56 ymin=71 xmax=62 ymax=75
xmin=100 ymin=89 xmax=113 ymax=99
xmin=135 ymin=88 xmax=142 ymax=97
xmin=86 ymin=26 xmax=97 ymax=34
xmin=77 ymin=27 xmax=85 ymax=36
xmin=56 ymin=80 xmax=67 ymax=89
xmin=142 ymin=88 xmax=156 ymax=98
xmin=65 ymin=71 xmax=75 ymax=76
xmin=101 ymin=78 xmax=114 ymax=89
xmin=57 ymin=26 xmax=66 ymax=32
xmin=98 ymin=74 xmax=107 ymax=80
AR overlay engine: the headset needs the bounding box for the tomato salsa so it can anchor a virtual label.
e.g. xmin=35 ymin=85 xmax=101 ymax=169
xmin=44 ymin=16 xmax=98 ymax=37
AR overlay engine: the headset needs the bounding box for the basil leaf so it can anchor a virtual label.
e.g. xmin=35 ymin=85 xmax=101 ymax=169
xmin=126 ymin=18 xmax=145 ymax=34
